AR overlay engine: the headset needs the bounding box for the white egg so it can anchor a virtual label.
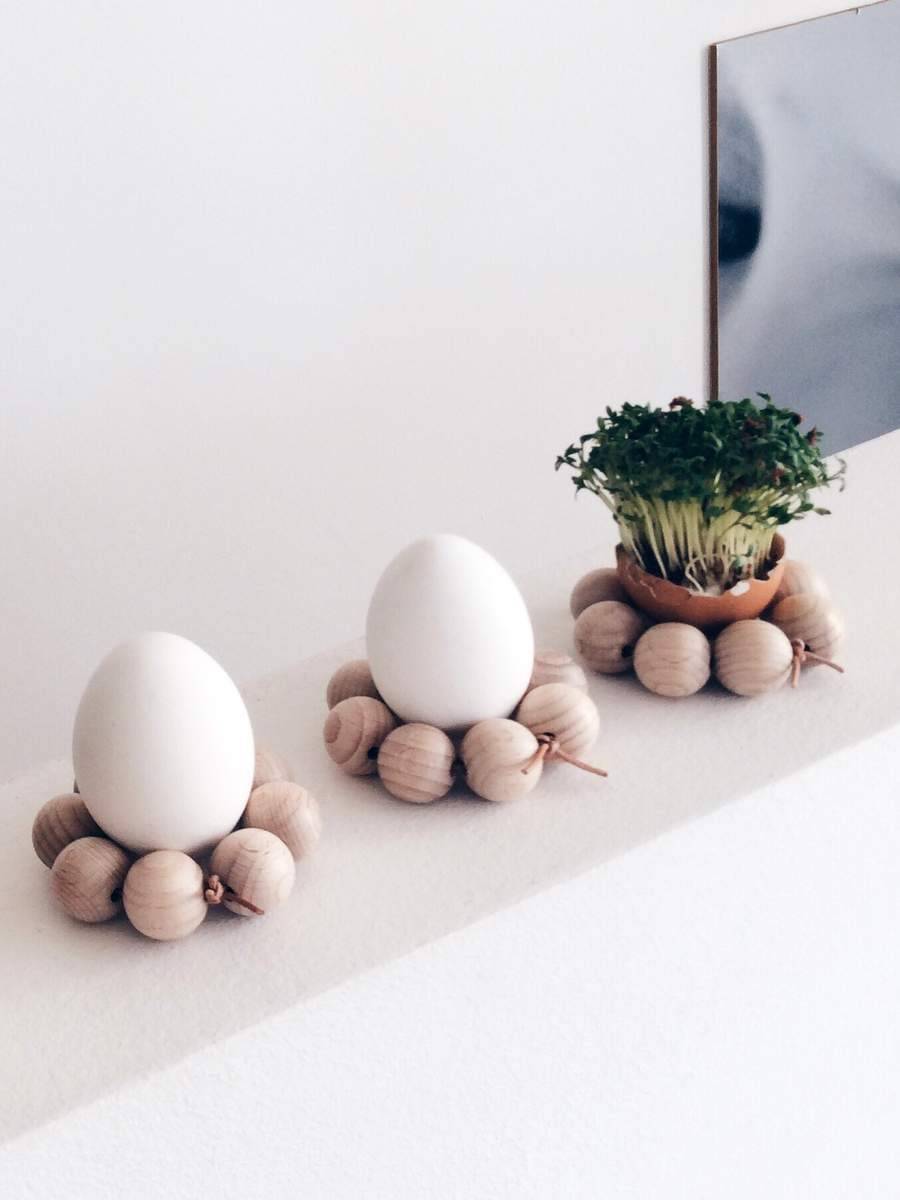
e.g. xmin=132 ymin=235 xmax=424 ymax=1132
xmin=366 ymin=534 xmax=534 ymax=729
xmin=72 ymin=632 xmax=255 ymax=855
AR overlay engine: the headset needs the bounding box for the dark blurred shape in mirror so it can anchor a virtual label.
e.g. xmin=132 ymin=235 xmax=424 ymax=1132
xmin=712 ymin=2 xmax=900 ymax=453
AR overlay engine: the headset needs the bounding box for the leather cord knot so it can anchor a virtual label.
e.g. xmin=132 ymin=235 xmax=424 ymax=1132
xmin=790 ymin=638 xmax=845 ymax=689
xmin=204 ymin=873 xmax=265 ymax=916
xmin=522 ymin=733 xmax=608 ymax=778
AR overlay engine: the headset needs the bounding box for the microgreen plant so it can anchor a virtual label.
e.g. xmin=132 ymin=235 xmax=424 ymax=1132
xmin=556 ymin=395 xmax=845 ymax=593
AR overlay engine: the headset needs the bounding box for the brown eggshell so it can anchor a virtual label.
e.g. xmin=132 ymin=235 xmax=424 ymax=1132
xmin=616 ymin=534 xmax=786 ymax=629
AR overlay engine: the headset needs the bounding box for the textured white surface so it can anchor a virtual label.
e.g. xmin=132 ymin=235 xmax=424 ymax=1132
xmin=4 ymin=724 xmax=900 ymax=1199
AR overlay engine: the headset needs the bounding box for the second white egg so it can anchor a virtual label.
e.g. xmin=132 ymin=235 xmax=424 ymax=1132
xmin=366 ymin=534 xmax=534 ymax=730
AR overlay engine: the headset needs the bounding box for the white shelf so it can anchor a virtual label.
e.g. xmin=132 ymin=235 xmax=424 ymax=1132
xmin=2 ymin=430 xmax=896 ymax=1148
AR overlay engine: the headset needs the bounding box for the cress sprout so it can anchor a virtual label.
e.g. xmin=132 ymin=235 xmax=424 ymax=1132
xmin=556 ymin=395 xmax=845 ymax=593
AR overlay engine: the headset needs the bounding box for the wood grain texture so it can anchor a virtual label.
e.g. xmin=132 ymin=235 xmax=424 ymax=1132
xmin=50 ymin=836 xmax=131 ymax=923
xmin=634 ymin=623 xmax=711 ymax=698
xmin=713 ymin=619 xmax=793 ymax=697
xmin=326 ymin=659 xmax=381 ymax=709
xmin=123 ymin=850 xmax=208 ymax=941
xmin=528 ymin=649 xmax=588 ymax=694
xmin=324 ymin=696 xmax=397 ymax=775
xmin=32 ymin=792 xmax=102 ymax=868
xmin=461 ymin=718 xmax=541 ymax=803
xmin=771 ymin=560 xmax=830 ymax=607
xmin=376 ymin=723 xmax=456 ymax=804
xmin=771 ymin=593 xmax=844 ymax=661
xmin=569 ymin=568 xmax=628 ymax=618
xmin=514 ymin=684 xmax=599 ymax=758
xmin=252 ymin=746 xmax=292 ymax=791
xmin=210 ymin=828 xmax=295 ymax=917
xmin=574 ymin=601 xmax=649 ymax=675
xmin=244 ymin=781 xmax=322 ymax=859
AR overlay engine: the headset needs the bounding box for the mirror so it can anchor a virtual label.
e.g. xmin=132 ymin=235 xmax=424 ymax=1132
xmin=710 ymin=1 xmax=900 ymax=452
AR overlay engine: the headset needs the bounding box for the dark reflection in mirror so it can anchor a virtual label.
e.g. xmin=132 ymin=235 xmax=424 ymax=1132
xmin=711 ymin=2 xmax=900 ymax=452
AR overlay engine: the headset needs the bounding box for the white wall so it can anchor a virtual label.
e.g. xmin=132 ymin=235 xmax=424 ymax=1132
xmin=0 ymin=0 xmax=874 ymax=776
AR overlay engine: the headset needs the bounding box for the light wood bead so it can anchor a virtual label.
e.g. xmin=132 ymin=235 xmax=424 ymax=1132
xmin=771 ymin=560 xmax=829 ymax=607
xmin=324 ymin=696 xmax=397 ymax=775
xmin=514 ymin=683 xmax=599 ymax=758
xmin=252 ymin=746 xmax=292 ymax=791
xmin=376 ymin=723 xmax=456 ymax=804
xmin=32 ymin=792 xmax=103 ymax=868
xmin=210 ymin=828 xmax=295 ymax=917
xmin=244 ymin=781 xmax=322 ymax=859
xmin=713 ymin=619 xmax=793 ymax=696
xmin=461 ymin=718 xmax=542 ymax=803
xmin=633 ymin=623 xmax=711 ymax=698
xmin=123 ymin=850 xmax=208 ymax=941
xmin=574 ymin=600 xmax=649 ymax=674
xmin=50 ymin=836 xmax=131 ymax=923
xmin=326 ymin=659 xmax=381 ymax=709
xmin=570 ymin=568 xmax=628 ymax=618
xmin=528 ymin=649 xmax=588 ymax=694
xmin=771 ymin=593 xmax=844 ymax=661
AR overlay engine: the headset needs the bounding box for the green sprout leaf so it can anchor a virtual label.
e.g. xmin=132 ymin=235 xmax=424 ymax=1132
xmin=556 ymin=395 xmax=846 ymax=592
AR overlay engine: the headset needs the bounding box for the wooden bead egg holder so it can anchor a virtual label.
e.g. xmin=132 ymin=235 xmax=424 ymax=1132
xmin=323 ymin=657 xmax=607 ymax=804
xmin=33 ymin=746 xmax=321 ymax=940
xmin=569 ymin=558 xmax=845 ymax=699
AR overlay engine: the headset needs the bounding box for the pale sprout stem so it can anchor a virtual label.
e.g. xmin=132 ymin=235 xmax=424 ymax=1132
xmin=635 ymin=496 xmax=668 ymax=579
xmin=605 ymin=485 xmax=782 ymax=593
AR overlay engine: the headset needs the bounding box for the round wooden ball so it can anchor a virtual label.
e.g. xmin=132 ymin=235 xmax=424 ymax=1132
xmin=326 ymin=659 xmax=381 ymax=709
xmin=528 ymin=649 xmax=588 ymax=694
xmin=32 ymin=791 xmax=102 ymax=868
xmin=252 ymin=746 xmax=291 ymax=791
xmin=123 ymin=850 xmax=208 ymax=941
xmin=713 ymin=619 xmax=793 ymax=696
xmin=771 ymin=560 xmax=829 ymax=607
xmin=633 ymin=623 xmax=711 ymax=698
xmin=460 ymin=718 xmax=542 ymax=803
xmin=569 ymin=568 xmax=628 ymax=618
xmin=324 ymin=696 xmax=397 ymax=775
xmin=376 ymin=723 xmax=456 ymax=804
xmin=50 ymin=836 xmax=131 ymax=924
xmin=514 ymin=683 xmax=599 ymax=758
xmin=574 ymin=600 xmax=649 ymax=674
xmin=244 ymin=781 xmax=322 ymax=859
xmin=771 ymin=593 xmax=844 ymax=661
xmin=210 ymin=828 xmax=295 ymax=917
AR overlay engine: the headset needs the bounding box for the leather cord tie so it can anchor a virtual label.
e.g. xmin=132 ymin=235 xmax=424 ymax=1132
xmin=204 ymin=873 xmax=265 ymax=916
xmin=790 ymin=637 xmax=845 ymax=689
xmin=521 ymin=733 xmax=608 ymax=778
